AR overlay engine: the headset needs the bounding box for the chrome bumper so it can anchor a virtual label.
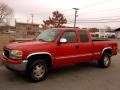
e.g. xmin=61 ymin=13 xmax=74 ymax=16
xmin=1 ymin=54 xmax=28 ymax=72
xmin=3 ymin=60 xmax=27 ymax=72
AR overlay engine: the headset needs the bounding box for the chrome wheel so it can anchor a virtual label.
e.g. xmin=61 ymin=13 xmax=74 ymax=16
xmin=33 ymin=64 xmax=45 ymax=79
xmin=104 ymin=56 xmax=109 ymax=66
xmin=27 ymin=60 xmax=48 ymax=82
xmin=98 ymin=53 xmax=111 ymax=68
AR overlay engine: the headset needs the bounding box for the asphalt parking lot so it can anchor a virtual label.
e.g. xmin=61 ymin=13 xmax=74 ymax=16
xmin=0 ymin=39 xmax=119 ymax=90
xmin=0 ymin=55 xmax=120 ymax=90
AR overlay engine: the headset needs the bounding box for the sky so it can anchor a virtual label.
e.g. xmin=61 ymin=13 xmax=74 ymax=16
xmin=1 ymin=0 xmax=120 ymax=28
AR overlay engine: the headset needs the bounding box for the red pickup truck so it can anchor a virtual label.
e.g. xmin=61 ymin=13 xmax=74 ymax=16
xmin=2 ymin=28 xmax=118 ymax=82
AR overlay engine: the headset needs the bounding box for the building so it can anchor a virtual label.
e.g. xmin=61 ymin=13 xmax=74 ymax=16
xmin=15 ymin=22 xmax=39 ymax=39
xmin=113 ymin=28 xmax=120 ymax=38
xmin=0 ymin=23 xmax=15 ymax=34
xmin=89 ymin=28 xmax=116 ymax=38
xmin=89 ymin=28 xmax=106 ymax=38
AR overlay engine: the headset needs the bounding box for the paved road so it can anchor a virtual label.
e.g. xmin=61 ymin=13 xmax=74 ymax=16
xmin=0 ymin=54 xmax=120 ymax=90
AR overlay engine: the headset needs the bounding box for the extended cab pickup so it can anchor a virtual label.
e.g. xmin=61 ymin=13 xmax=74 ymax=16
xmin=2 ymin=28 xmax=118 ymax=82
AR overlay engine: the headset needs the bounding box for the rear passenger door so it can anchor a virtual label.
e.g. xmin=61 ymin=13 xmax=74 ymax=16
xmin=77 ymin=30 xmax=93 ymax=62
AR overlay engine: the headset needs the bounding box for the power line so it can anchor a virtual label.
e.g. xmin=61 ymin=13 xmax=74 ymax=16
xmin=68 ymin=16 xmax=120 ymax=22
xmin=66 ymin=9 xmax=120 ymax=21
xmin=56 ymin=1 xmax=109 ymax=18
xmin=67 ymin=14 xmax=120 ymax=22
xmin=57 ymin=1 xmax=114 ymax=17
xmin=77 ymin=15 xmax=120 ymax=20
xmin=76 ymin=18 xmax=120 ymax=21
xmin=68 ymin=20 xmax=120 ymax=23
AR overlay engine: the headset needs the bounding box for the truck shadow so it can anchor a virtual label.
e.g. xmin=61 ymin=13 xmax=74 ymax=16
xmin=48 ymin=62 xmax=99 ymax=79
xmin=0 ymin=62 xmax=100 ymax=83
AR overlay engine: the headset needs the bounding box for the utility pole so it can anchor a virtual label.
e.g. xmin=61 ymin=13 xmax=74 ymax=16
xmin=31 ymin=14 xmax=34 ymax=24
xmin=73 ymin=8 xmax=79 ymax=28
xmin=27 ymin=17 xmax=29 ymax=23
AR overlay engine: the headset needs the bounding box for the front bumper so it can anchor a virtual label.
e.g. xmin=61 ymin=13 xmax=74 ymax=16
xmin=1 ymin=53 xmax=28 ymax=72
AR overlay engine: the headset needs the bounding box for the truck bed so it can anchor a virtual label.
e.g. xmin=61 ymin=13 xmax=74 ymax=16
xmin=92 ymin=38 xmax=117 ymax=60
xmin=92 ymin=38 xmax=110 ymax=42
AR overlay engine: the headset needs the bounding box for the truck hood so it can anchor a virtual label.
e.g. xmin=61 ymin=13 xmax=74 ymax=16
xmin=5 ymin=41 xmax=49 ymax=50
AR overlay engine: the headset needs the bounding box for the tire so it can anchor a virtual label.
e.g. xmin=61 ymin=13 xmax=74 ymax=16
xmin=98 ymin=53 xmax=111 ymax=68
xmin=26 ymin=60 xmax=48 ymax=82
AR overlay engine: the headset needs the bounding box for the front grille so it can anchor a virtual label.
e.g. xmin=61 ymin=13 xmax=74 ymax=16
xmin=4 ymin=49 xmax=9 ymax=58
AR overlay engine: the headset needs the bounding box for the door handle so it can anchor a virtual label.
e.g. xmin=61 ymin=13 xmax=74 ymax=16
xmin=76 ymin=45 xmax=79 ymax=48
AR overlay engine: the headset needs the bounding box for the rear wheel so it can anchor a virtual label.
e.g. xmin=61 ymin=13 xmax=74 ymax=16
xmin=26 ymin=60 xmax=48 ymax=82
xmin=98 ymin=53 xmax=111 ymax=68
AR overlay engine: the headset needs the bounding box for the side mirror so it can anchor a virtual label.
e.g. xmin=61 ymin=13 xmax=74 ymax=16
xmin=59 ymin=38 xmax=67 ymax=44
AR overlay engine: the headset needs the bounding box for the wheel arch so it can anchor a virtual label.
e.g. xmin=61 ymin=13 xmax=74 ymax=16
xmin=27 ymin=52 xmax=53 ymax=68
xmin=102 ymin=47 xmax=112 ymax=56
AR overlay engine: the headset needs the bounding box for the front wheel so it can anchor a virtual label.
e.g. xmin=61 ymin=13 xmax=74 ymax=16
xmin=26 ymin=60 xmax=48 ymax=82
xmin=98 ymin=53 xmax=111 ymax=68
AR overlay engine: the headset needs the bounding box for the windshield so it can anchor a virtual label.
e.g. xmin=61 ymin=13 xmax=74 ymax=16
xmin=35 ymin=29 xmax=60 ymax=42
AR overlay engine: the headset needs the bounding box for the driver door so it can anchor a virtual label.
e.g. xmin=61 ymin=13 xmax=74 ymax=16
xmin=53 ymin=30 xmax=80 ymax=67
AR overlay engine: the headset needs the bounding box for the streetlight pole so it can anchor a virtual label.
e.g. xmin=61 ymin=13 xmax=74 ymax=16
xmin=73 ymin=8 xmax=79 ymax=28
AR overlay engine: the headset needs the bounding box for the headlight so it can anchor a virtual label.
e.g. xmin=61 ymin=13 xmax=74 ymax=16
xmin=9 ymin=50 xmax=23 ymax=59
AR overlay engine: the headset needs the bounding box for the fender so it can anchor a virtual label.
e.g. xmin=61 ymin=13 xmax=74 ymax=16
xmin=102 ymin=47 xmax=112 ymax=55
xmin=27 ymin=52 xmax=53 ymax=64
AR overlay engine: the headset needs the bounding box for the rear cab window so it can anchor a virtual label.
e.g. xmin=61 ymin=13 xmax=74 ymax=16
xmin=79 ymin=30 xmax=89 ymax=42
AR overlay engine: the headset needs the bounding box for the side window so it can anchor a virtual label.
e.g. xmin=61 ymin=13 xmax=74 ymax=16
xmin=79 ymin=31 xmax=89 ymax=42
xmin=61 ymin=31 xmax=77 ymax=43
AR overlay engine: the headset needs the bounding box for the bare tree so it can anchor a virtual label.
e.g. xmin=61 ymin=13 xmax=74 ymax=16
xmin=0 ymin=2 xmax=13 ymax=24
